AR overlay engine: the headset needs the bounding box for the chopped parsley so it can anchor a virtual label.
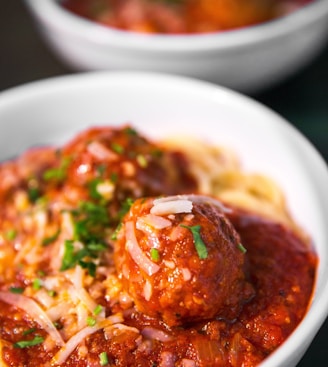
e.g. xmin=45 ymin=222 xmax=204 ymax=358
xmin=117 ymin=197 xmax=134 ymax=221
xmin=87 ymin=316 xmax=97 ymax=327
xmin=42 ymin=229 xmax=60 ymax=246
xmin=26 ymin=177 xmax=42 ymax=203
xmin=151 ymin=148 xmax=163 ymax=158
xmin=43 ymin=155 xmax=71 ymax=182
xmin=27 ymin=186 xmax=42 ymax=203
xmin=99 ymin=351 xmax=109 ymax=366
xmin=47 ymin=290 xmax=57 ymax=297
xmin=180 ymin=224 xmax=208 ymax=260
xmin=110 ymin=222 xmax=122 ymax=241
xmin=60 ymin=240 xmax=77 ymax=271
xmin=14 ymin=335 xmax=44 ymax=349
xmin=93 ymin=304 xmax=103 ymax=316
xmin=60 ymin=201 xmax=110 ymax=276
xmin=9 ymin=286 xmax=24 ymax=294
xmin=238 ymin=243 xmax=247 ymax=254
xmin=136 ymin=154 xmax=148 ymax=168
xmin=88 ymin=178 xmax=104 ymax=200
xmin=110 ymin=172 xmax=118 ymax=183
xmin=150 ymin=248 xmax=160 ymax=262
xmin=32 ymin=278 xmax=42 ymax=290
xmin=70 ymin=201 xmax=110 ymax=241
xmin=111 ymin=197 xmax=134 ymax=240
xmin=111 ymin=142 xmax=124 ymax=154
xmin=60 ymin=239 xmax=106 ymax=277
xmin=5 ymin=229 xmax=17 ymax=241
xmin=22 ymin=328 xmax=36 ymax=336
xmin=123 ymin=126 xmax=137 ymax=136
xmin=96 ymin=163 xmax=107 ymax=176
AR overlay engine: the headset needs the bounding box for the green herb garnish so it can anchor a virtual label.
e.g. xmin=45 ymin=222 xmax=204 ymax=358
xmin=22 ymin=328 xmax=36 ymax=336
xmin=88 ymin=178 xmax=103 ymax=200
xmin=99 ymin=351 xmax=109 ymax=366
xmin=93 ymin=304 xmax=103 ymax=316
xmin=96 ymin=163 xmax=107 ymax=177
xmin=151 ymin=148 xmax=163 ymax=158
xmin=111 ymin=142 xmax=124 ymax=154
xmin=42 ymin=229 xmax=60 ymax=246
xmin=110 ymin=172 xmax=118 ymax=183
xmin=60 ymin=240 xmax=105 ymax=277
xmin=117 ymin=197 xmax=134 ymax=221
xmin=72 ymin=201 xmax=109 ymax=241
xmin=60 ymin=240 xmax=76 ymax=271
xmin=27 ymin=187 xmax=41 ymax=203
xmin=60 ymin=201 xmax=110 ymax=276
xmin=5 ymin=229 xmax=17 ymax=241
xmin=9 ymin=287 xmax=24 ymax=294
xmin=87 ymin=316 xmax=97 ymax=326
xmin=123 ymin=126 xmax=137 ymax=136
xmin=47 ymin=290 xmax=57 ymax=297
xmin=110 ymin=222 xmax=122 ymax=241
xmin=14 ymin=335 xmax=44 ymax=349
xmin=180 ymin=224 xmax=208 ymax=259
xmin=32 ymin=278 xmax=42 ymax=290
xmin=111 ymin=197 xmax=134 ymax=240
xmin=237 ymin=243 xmax=247 ymax=254
xmin=150 ymin=248 xmax=160 ymax=262
xmin=136 ymin=154 xmax=148 ymax=168
xmin=43 ymin=156 xmax=71 ymax=182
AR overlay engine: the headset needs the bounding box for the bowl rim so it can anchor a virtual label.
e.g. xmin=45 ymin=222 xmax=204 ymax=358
xmin=1 ymin=71 xmax=328 ymax=367
xmin=24 ymin=0 xmax=328 ymax=52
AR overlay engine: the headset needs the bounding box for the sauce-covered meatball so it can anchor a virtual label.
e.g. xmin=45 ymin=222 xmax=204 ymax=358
xmin=114 ymin=195 xmax=254 ymax=326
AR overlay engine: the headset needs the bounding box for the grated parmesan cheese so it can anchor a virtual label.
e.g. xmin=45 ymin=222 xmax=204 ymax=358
xmin=151 ymin=195 xmax=193 ymax=216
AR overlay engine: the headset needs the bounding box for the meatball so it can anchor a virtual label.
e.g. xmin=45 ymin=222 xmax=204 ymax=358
xmin=114 ymin=194 xmax=254 ymax=326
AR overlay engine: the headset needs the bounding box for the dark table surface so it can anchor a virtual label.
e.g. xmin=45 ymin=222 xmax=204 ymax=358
xmin=1 ymin=1 xmax=328 ymax=366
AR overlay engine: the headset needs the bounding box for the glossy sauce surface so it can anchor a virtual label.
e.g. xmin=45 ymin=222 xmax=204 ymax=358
xmin=62 ymin=0 xmax=314 ymax=34
xmin=0 ymin=126 xmax=317 ymax=366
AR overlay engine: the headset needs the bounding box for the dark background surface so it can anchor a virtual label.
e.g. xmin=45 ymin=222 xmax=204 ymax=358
xmin=1 ymin=1 xmax=328 ymax=366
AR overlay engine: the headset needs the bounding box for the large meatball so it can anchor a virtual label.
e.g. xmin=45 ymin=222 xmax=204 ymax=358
xmin=114 ymin=194 xmax=254 ymax=326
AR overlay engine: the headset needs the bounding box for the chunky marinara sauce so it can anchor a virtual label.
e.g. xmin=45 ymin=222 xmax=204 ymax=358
xmin=0 ymin=125 xmax=317 ymax=366
xmin=62 ymin=0 xmax=314 ymax=34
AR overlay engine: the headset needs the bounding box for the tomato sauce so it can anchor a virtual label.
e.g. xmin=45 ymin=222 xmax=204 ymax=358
xmin=61 ymin=0 xmax=314 ymax=34
xmin=0 ymin=207 xmax=317 ymax=366
xmin=0 ymin=125 xmax=317 ymax=366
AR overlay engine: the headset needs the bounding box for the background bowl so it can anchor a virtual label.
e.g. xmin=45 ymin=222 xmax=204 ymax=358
xmin=0 ymin=71 xmax=328 ymax=366
xmin=23 ymin=0 xmax=328 ymax=93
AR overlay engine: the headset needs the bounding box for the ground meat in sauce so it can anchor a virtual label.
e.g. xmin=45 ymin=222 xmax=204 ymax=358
xmin=0 ymin=125 xmax=317 ymax=367
xmin=61 ymin=125 xmax=197 ymax=219
xmin=62 ymin=0 xmax=314 ymax=34
xmin=114 ymin=195 xmax=255 ymax=326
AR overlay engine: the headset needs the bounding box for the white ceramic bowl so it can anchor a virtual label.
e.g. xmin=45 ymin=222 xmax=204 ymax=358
xmin=0 ymin=71 xmax=328 ymax=366
xmin=24 ymin=0 xmax=328 ymax=93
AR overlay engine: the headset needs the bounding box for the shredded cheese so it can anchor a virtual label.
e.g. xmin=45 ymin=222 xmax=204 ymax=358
xmin=141 ymin=327 xmax=173 ymax=342
xmin=151 ymin=196 xmax=193 ymax=216
xmin=0 ymin=291 xmax=64 ymax=347
xmin=125 ymin=221 xmax=160 ymax=276
xmin=87 ymin=141 xmax=119 ymax=161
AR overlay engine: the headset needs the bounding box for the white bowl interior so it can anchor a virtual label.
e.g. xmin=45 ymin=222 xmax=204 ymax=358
xmin=0 ymin=71 xmax=328 ymax=366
